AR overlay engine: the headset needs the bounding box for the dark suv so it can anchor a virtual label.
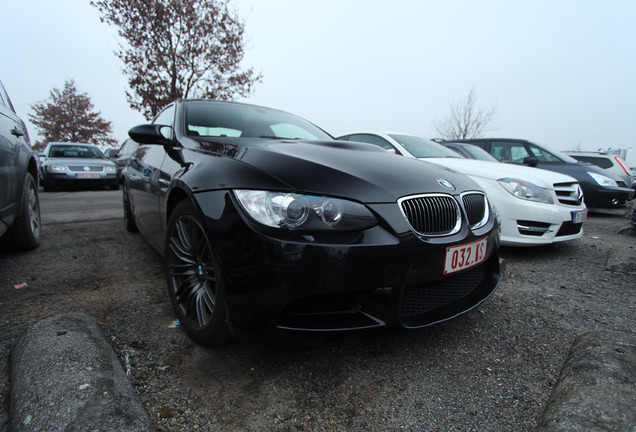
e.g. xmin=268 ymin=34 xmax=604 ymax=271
xmin=0 ymin=80 xmax=41 ymax=251
xmin=441 ymin=138 xmax=634 ymax=208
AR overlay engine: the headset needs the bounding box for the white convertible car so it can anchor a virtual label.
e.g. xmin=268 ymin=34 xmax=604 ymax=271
xmin=337 ymin=132 xmax=587 ymax=247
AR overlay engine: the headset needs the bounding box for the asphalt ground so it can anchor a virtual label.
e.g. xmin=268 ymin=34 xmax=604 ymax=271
xmin=0 ymin=189 xmax=634 ymax=431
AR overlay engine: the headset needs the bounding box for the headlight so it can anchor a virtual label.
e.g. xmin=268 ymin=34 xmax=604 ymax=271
xmin=46 ymin=165 xmax=66 ymax=172
xmin=233 ymin=190 xmax=377 ymax=230
xmin=588 ymin=171 xmax=618 ymax=187
xmin=105 ymin=166 xmax=117 ymax=172
xmin=497 ymin=178 xmax=554 ymax=204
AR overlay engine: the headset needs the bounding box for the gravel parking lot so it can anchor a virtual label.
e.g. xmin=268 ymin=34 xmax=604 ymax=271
xmin=1 ymin=190 xmax=634 ymax=431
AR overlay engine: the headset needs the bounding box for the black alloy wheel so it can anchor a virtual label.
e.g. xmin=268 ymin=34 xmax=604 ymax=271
xmin=0 ymin=173 xmax=41 ymax=251
xmin=165 ymin=200 xmax=230 ymax=345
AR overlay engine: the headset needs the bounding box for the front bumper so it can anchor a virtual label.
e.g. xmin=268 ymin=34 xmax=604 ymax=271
xmin=194 ymin=191 xmax=501 ymax=342
xmin=498 ymin=201 xmax=586 ymax=246
xmin=43 ymin=171 xmax=118 ymax=187
xmin=583 ymin=185 xmax=634 ymax=208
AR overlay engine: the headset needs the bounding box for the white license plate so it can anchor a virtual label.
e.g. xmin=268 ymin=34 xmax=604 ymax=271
xmin=75 ymin=173 xmax=100 ymax=179
xmin=571 ymin=209 xmax=587 ymax=224
xmin=444 ymin=238 xmax=488 ymax=275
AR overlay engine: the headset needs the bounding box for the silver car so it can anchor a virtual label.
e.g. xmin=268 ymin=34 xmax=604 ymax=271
xmin=41 ymin=143 xmax=118 ymax=191
xmin=564 ymin=151 xmax=633 ymax=190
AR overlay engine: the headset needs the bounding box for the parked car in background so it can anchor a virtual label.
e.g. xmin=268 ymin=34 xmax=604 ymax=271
xmin=123 ymin=99 xmax=501 ymax=345
xmin=441 ymin=142 xmax=500 ymax=162
xmin=564 ymin=151 xmax=633 ymax=190
xmin=338 ymin=132 xmax=587 ymax=247
xmin=40 ymin=142 xmax=118 ymax=191
xmin=113 ymin=138 xmax=138 ymax=183
xmin=441 ymin=138 xmax=634 ymax=208
xmin=0 ymin=80 xmax=41 ymax=251
xmin=104 ymin=147 xmax=119 ymax=160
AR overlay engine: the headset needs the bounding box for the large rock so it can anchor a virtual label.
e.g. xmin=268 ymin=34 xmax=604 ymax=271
xmin=535 ymin=331 xmax=636 ymax=432
xmin=10 ymin=313 xmax=153 ymax=431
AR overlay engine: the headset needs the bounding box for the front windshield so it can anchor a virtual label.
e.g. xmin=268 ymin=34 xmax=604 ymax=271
xmin=461 ymin=144 xmax=499 ymax=162
xmin=48 ymin=145 xmax=105 ymax=159
xmin=529 ymin=142 xmax=578 ymax=163
xmin=388 ymin=134 xmax=461 ymax=158
xmin=185 ymin=101 xmax=333 ymax=141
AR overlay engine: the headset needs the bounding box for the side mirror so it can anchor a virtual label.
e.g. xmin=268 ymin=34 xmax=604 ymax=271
xmin=385 ymin=148 xmax=397 ymax=154
xmin=523 ymin=156 xmax=538 ymax=167
xmin=128 ymin=124 xmax=173 ymax=145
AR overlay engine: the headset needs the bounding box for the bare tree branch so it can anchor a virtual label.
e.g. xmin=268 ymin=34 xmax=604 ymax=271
xmin=433 ymin=87 xmax=498 ymax=140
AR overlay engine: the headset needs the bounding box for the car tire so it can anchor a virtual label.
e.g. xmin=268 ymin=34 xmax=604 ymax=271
xmin=123 ymin=186 xmax=138 ymax=232
xmin=165 ymin=200 xmax=231 ymax=346
xmin=0 ymin=173 xmax=42 ymax=251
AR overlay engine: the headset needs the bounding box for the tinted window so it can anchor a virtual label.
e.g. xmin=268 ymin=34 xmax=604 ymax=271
xmin=389 ymin=134 xmax=460 ymax=158
xmin=527 ymin=143 xmax=564 ymax=162
xmin=154 ymin=105 xmax=175 ymax=126
xmin=491 ymin=141 xmax=531 ymax=163
xmin=184 ymin=101 xmax=332 ymax=140
xmin=450 ymin=144 xmax=499 ymax=161
xmin=570 ymin=155 xmax=613 ymax=169
xmin=0 ymin=81 xmax=14 ymax=111
xmin=347 ymin=134 xmax=396 ymax=151
xmin=49 ymin=145 xmax=105 ymax=159
xmin=152 ymin=105 xmax=176 ymax=140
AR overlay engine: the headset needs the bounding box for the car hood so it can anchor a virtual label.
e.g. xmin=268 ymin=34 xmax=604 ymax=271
xmin=190 ymin=138 xmax=482 ymax=203
xmin=535 ymin=161 xmax=625 ymax=183
xmin=44 ymin=157 xmax=116 ymax=167
xmin=420 ymin=158 xmax=579 ymax=188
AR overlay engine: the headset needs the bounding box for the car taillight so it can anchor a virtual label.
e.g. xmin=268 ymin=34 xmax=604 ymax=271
xmin=614 ymin=157 xmax=632 ymax=175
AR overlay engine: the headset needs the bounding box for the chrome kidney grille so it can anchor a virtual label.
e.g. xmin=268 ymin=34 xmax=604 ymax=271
xmin=462 ymin=192 xmax=489 ymax=229
xmin=398 ymin=194 xmax=462 ymax=236
xmin=399 ymin=192 xmax=488 ymax=237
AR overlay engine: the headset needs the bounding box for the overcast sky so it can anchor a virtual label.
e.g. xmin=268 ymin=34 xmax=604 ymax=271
xmin=1 ymin=0 xmax=635 ymax=166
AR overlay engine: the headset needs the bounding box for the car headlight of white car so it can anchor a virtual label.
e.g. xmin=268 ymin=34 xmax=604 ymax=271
xmin=587 ymin=171 xmax=618 ymax=187
xmin=46 ymin=164 xmax=66 ymax=172
xmin=497 ymin=178 xmax=554 ymax=204
xmin=105 ymin=166 xmax=117 ymax=172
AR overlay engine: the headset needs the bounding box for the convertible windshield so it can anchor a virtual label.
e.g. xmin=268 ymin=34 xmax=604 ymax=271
xmin=185 ymin=101 xmax=333 ymax=141
xmin=388 ymin=134 xmax=461 ymax=158
xmin=48 ymin=145 xmax=105 ymax=159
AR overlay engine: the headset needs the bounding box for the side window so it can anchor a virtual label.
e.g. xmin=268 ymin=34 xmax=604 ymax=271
xmin=348 ymin=134 xmax=396 ymax=152
xmin=527 ymin=143 xmax=562 ymax=162
xmin=153 ymin=105 xmax=176 ymax=140
xmin=491 ymin=141 xmax=531 ymax=163
xmin=0 ymin=81 xmax=13 ymax=111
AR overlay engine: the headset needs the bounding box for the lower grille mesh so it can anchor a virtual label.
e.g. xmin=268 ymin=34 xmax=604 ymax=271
xmin=399 ymin=265 xmax=485 ymax=325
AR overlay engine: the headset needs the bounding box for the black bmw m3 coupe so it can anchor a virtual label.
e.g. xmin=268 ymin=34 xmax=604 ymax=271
xmin=123 ymin=99 xmax=501 ymax=345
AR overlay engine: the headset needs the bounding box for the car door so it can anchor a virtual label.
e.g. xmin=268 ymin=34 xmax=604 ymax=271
xmin=0 ymin=82 xmax=24 ymax=221
xmin=127 ymin=105 xmax=175 ymax=249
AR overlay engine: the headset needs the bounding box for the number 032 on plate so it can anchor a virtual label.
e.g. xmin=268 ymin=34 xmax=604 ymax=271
xmin=444 ymin=238 xmax=488 ymax=275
